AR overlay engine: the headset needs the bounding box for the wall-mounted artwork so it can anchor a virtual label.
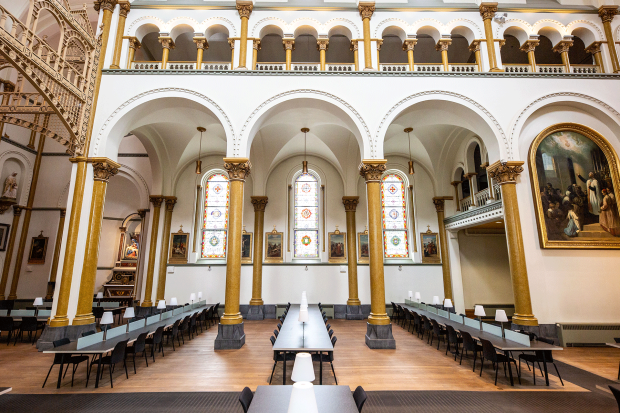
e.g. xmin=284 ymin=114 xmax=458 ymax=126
xmin=529 ymin=123 xmax=620 ymax=249
xmin=328 ymin=228 xmax=346 ymax=263
xmin=265 ymin=227 xmax=283 ymax=263
xmin=421 ymin=227 xmax=440 ymax=264
xmin=358 ymin=228 xmax=369 ymax=263
xmin=0 ymin=223 xmax=9 ymax=251
xmin=241 ymin=227 xmax=253 ymax=264
xmin=28 ymin=231 xmax=48 ymax=264
xmin=169 ymin=227 xmax=189 ymax=264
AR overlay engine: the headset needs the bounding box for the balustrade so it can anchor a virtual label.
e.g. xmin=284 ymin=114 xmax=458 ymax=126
xmin=414 ymin=63 xmax=443 ymax=72
xmin=537 ymin=64 xmax=565 ymax=73
xmin=448 ymin=64 xmax=478 ymax=72
xmin=504 ymin=64 xmax=531 ymax=73
xmin=572 ymin=65 xmax=599 ymax=74
xmin=379 ymin=63 xmax=408 ymax=72
xmin=326 ymin=63 xmax=355 ymax=71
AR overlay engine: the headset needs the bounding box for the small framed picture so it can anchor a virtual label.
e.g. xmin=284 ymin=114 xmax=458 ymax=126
xmin=0 ymin=223 xmax=9 ymax=251
xmin=28 ymin=231 xmax=48 ymax=264
xmin=357 ymin=227 xmax=369 ymax=263
xmin=420 ymin=226 xmax=441 ymax=264
xmin=328 ymin=227 xmax=347 ymax=263
xmin=265 ymin=227 xmax=283 ymax=263
xmin=241 ymin=227 xmax=253 ymax=264
xmin=169 ymin=227 xmax=189 ymax=264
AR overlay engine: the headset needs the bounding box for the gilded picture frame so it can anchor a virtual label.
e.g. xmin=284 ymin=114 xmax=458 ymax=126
xmin=169 ymin=227 xmax=189 ymax=264
xmin=529 ymin=123 xmax=620 ymax=249
xmin=328 ymin=228 xmax=347 ymax=263
xmin=28 ymin=231 xmax=48 ymax=264
xmin=265 ymin=227 xmax=283 ymax=263
xmin=420 ymin=228 xmax=440 ymax=264
xmin=357 ymin=229 xmax=369 ymax=263
xmin=241 ymin=227 xmax=253 ymax=264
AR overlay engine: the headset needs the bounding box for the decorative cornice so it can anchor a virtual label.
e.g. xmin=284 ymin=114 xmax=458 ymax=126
xmin=90 ymin=157 xmax=121 ymax=183
xmin=487 ymin=160 xmax=524 ymax=184
xmin=342 ymin=196 xmax=359 ymax=211
xmin=359 ymin=160 xmax=386 ymax=182
xmin=164 ymin=196 xmax=177 ymax=211
xmin=251 ymin=196 xmax=268 ymax=212
xmin=224 ymin=158 xmax=251 ymax=181
xmin=358 ymin=4 xmax=375 ymax=20
xmin=149 ymin=195 xmax=165 ymax=208
xmin=479 ymin=2 xmax=498 ymax=20
xmin=236 ymin=2 xmax=253 ymax=19
xmin=444 ymin=200 xmax=503 ymax=227
xmin=598 ymin=5 xmax=618 ymax=24
xmin=94 ymin=0 xmax=117 ymax=13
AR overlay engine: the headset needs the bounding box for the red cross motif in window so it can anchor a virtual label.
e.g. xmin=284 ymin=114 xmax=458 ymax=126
xmin=213 ymin=184 xmax=223 ymax=194
xmin=388 ymin=184 xmax=398 ymax=194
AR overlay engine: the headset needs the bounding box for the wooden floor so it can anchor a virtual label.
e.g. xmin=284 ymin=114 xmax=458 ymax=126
xmin=0 ymin=319 xmax=617 ymax=394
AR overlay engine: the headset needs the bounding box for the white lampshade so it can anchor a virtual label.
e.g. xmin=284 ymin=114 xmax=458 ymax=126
xmin=190 ymin=293 xmax=196 ymax=302
xmin=157 ymin=300 xmax=166 ymax=310
xmin=495 ymin=309 xmax=509 ymax=323
xmin=123 ymin=307 xmax=135 ymax=319
xmin=298 ymin=308 xmax=309 ymax=323
xmin=301 ymin=297 xmax=308 ymax=307
xmin=432 ymin=296 xmax=440 ymax=305
xmin=100 ymin=311 xmax=114 ymax=325
xmin=474 ymin=305 xmax=486 ymax=317
xmin=197 ymin=292 xmax=202 ymax=300
xmin=33 ymin=297 xmax=43 ymax=306
xmin=444 ymin=299 xmax=453 ymax=309
xmin=415 ymin=292 xmax=421 ymax=301
xmin=302 ymin=291 xmax=307 ymax=297
xmin=287 ymin=381 xmax=318 ymax=413
xmin=408 ymin=291 xmax=413 ymax=299
xmin=170 ymin=297 xmax=178 ymax=306
xmin=291 ymin=352 xmax=315 ymax=382
xmin=96 ymin=292 xmax=104 ymax=299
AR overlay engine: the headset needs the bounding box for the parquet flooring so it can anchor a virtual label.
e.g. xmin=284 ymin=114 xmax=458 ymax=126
xmin=0 ymin=319 xmax=615 ymax=394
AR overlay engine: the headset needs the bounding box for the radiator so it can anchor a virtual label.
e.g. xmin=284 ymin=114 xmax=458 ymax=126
xmin=556 ymin=323 xmax=620 ymax=347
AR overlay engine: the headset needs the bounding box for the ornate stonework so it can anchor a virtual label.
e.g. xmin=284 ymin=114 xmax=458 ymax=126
xmin=519 ymin=40 xmax=539 ymax=54
xmin=403 ymin=39 xmax=417 ymax=51
xmin=487 ymin=161 xmax=524 ymax=185
xmin=224 ymin=158 xmax=252 ymax=181
xmin=128 ymin=37 xmax=141 ymax=50
xmin=359 ymin=161 xmax=387 ymax=182
xmin=94 ymin=0 xmax=118 ymax=13
xmin=251 ymin=196 xmax=268 ymax=212
xmin=193 ymin=37 xmax=208 ymax=50
xmin=236 ymin=2 xmax=254 ymax=19
xmin=13 ymin=205 xmax=24 ymax=216
xmin=350 ymin=40 xmax=358 ymax=52
xmin=91 ymin=158 xmax=121 ymax=183
xmin=317 ymin=39 xmax=329 ymax=51
xmin=468 ymin=40 xmax=481 ymax=53
xmin=358 ymin=4 xmax=376 ymax=20
xmin=585 ymin=41 xmax=602 ymax=55
xmin=479 ymin=2 xmax=498 ymax=20
xmin=149 ymin=196 xmax=165 ymax=208
xmin=435 ymin=39 xmax=451 ymax=52
xmin=228 ymin=39 xmax=235 ymax=50
xmin=165 ymin=197 xmax=177 ymax=211
xmin=432 ymin=198 xmax=446 ymax=213
xmin=598 ymin=5 xmax=618 ymax=23
xmin=552 ymin=40 xmax=573 ymax=54
xmin=253 ymin=39 xmax=262 ymax=51
xmin=283 ymin=39 xmax=295 ymax=51
xmin=118 ymin=1 xmax=131 ymax=18
xmin=376 ymin=39 xmax=383 ymax=51
xmin=137 ymin=208 xmax=148 ymax=219
xmin=342 ymin=196 xmax=360 ymax=211
xmin=158 ymin=37 xmax=175 ymax=50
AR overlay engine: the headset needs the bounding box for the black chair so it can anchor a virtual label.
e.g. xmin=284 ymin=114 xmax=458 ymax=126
xmin=311 ymin=336 xmax=338 ymax=384
xmin=42 ymin=338 xmax=89 ymax=388
xmin=353 ymin=385 xmax=367 ymax=413
xmin=239 ymin=386 xmax=253 ymax=413
xmin=81 ymin=330 xmax=96 ymax=337
xmin=328 ymin=329 xmax=334 ymax=338
xmin=0 ymin=316 xmax=19 ymax=345
xmin=390 ymin=302 xmax=398 ymax=322
xmin=420 ymin=315 xmax=431 ymax=341
xmin=277 ymin=323 xmax=282 ymax=331
xmin=179 ymin=316 xmax=190 ymax=342
xmin=326 ymin=323 xmax=331 ymax=331
xmin=164 ymin=319 xmax=182 ymax=350
xmin=145 ymin=326 xmax=165 ymax=361
xmin=445 ymin=325 xmax=462 ymax=360
xmin=412 ymin=311 xmax=421 ymax=335
xmin=198 ymin=309 xmax=207 ymax=332
xmin=18 ymin=316 xmax=42 ymax=344
xmin=211 ymin=303 xmax=220 ymax=324
xmin=609 ymin=386 xmax=620 ymax=411
xmin=273 ymin=329 xmax=279 ymax=338
xmin=126 ymin=332 xmax=149 ymax=374
xmin=92 ymin=306 xmax=104 ymax=324
xmin=479 ymin=338 xmax=520 ymax=385
xmin=279 ymin=317 xmax=285 ymax=324
xmin=518 ymin=337 xmax=563 ymax=386
xmin=429 ymin=319 xmax=446 ymax=349
xmin=403 ymin=309 xmax=413 ymax=332
xmin=189 ymin=313 xmax=198 ymax=339
xmin=269 ymin=336 xmax=295 ymax=384
xmin=459 ymin=330 xmax=483 ymax=371
xmin=92 ymin=339 xmax=129 ymax=388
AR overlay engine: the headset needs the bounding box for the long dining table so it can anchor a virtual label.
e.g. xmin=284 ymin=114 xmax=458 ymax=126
xmin=43 ymin=304 xmax=209 ymax=388
xmin=400 ymin=302 xmax=563 ymax=386
xmin=272 ymin=304 xmax=334 ymax=385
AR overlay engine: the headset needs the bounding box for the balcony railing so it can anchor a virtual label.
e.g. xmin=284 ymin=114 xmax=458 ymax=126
xmin=131 ymin=61 xmax=161 ymax=70
xmin=414 ymin=63 xmax=444 ymax=72
xmin=572 ymin=64 xmax=599 ymax=74
xmin=168 ymin=62 xmax=196 ymax=70
xmin=460 ymin=184 xmax=502 ymax=211
xmin=291 ymin=63 xmax=320 ymax=71
xmin=326 ymin=63 xmax=355 ymax=72
xmin=380 ymin=63 xmax=408 ymax=72
xmin=504 ymin=64 xmax=531 ymax=73
xmin=538 ymin=64 xmax=565 ymax=74
xmin=255 ymin=63 xmax=285 ymax=71
xmin=131 ymin=61 xmax=231 ymax=70
xmin=449 ymin=64 xmax=478 ymax=72
xmin=203 ymin=62 xmax=231 ymax=70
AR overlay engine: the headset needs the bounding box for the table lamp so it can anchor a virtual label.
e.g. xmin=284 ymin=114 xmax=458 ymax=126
xmin=415 ymin=292 xmax=421 ymax=302
xmin=157 ymin=300 xmax=166 ymax=315
xmin=33 ymin=297 xmax=43 ymax=316
xmin=432 ymin=296 xmax=440 ymax=306
xmin=408 ymin=291 xmax=413 ymax=300
xmin=299 ymin=306 xmax=309 ymax=345
xmin=96 ymin=292 xmax=104 ymax=305
xmin=474 ymin=305 xmax=486 ymax=329
xmin=495 ymin=309 xmax=509 ymax=337
xmin=190 ymin=293 xmax=196 ymax=305
xmin=170 ymin=297 xmax=178 ymax=307
xmin=197 ymin=292 xmax=202 ymax=301
xmin=100 ymin=311 xmax=114 ymax=340
xmin=301 ymin=297 xmax=308 ymax=307
xmin=291 ymin=352 xmax=315 ymax=383
xmin=287 ymin=381 xmax=318 ymax=413
xmin=123 ymin=307 xmax=135 ymax=326
xmin=444 ymin=298 xmax=453 ymax=315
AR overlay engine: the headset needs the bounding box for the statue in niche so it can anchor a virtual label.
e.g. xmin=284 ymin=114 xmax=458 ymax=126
xmin=1 ymin=173 xmax=18 ymax=199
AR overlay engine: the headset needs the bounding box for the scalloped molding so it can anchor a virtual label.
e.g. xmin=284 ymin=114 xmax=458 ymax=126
xmin=126 ymin=16 xmax=238 ymax=37
xmin=0 ymin=150 xmax=34 ymax=206
xmin=497 ymin=17 xmax=603 ymax=40
xmin=202 ymin=17 xmax=238 ymax=37
xmin=251 ymin=17 xmax=288 ymax=37
xmin=324 ymin=18 xmax=361 ymax=39
xmin=125 ymin=16 xmax=166 ymax=36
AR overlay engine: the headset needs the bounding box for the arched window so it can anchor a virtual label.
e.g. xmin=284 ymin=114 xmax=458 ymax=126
xmin=293 ymin=172 xmax=320 ymax=258
xmin=201 ymin=172 xmax=230 ymax=259
xmin=381 ymin=173 xmax=409 ymax=258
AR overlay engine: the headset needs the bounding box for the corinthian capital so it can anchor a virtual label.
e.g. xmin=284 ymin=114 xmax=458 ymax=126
xmin=128 ymin=37 xmax=141 ymax=50
xmin=251 ymin=196 xmax=268 ymax=212
xmin=158 ymin=36 xmax=175 ymax=50
xmin=224 ymin=158 xmax=252 ymax=181
xmin=193 ymin=37 xmax=208 ymax=50
xmin=479 ymin=2 xmax=498 ymax=20
xmin=358 ymin=3 xmax=376 ymax=20
xmin=435 ymin=39 xmax=451 ymax=52
xmin=90 ymin=157 xmax=121 ymax=183
xmin=403 ymin=39 xmax=417 ymax=52
xmin=598 ymin=5 xmax=618 ymax=23
xmin=487 ymin=160 xmax=524 ymax=185
xmin=253 ymin=39 xmax=261 ymax=51
xmin=519 ymin=39 xmax=539 ymax=54
xmin=585 ymin=41 xmax=603 ymax=55
xmin=236 ymin=2 xmax=254 ymax=18
xmin=350 ymin=40 xmax=358 ymax=52
xmin=432 ymin=196 xmax=453 ymax=213
xmin=342 ymin=196 xmax=360 ymax=211
xmin=283 ymin=38 xmax=295 ymax=51
xmin=94 ymin=0 xmax=118 ymax=13
xmin=118 ymin=1 xmax=131 ymax=17
xmin=552 ymin=40 xmax=573 ymax=55
xmin=149 ymin=196 xmax=165 ymax=208
xmin=165 ymin=197 xmax=177 ymax=211
xmin=317 ymin=39 xmax=329 ymax=51
xmin=468 ymin=40 xmax=481 ymax=53
xmin=359 ymin=160 xmax=387 ymax=182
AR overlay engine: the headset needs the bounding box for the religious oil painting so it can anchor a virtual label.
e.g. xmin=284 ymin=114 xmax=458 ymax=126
xmin=420 ymin=230 xmax=440 ymax=264
xmin=358 ymin=232 xmax=369 ymax=263
xmin=529 ymin=124 xmax=620 ymax=249
xmin=28 ymin=232 xmax=48 ymax=264
xmin=241 ymin=231 xmax=253 ymax=263
xmin=328 ymin=230 xmax=346 ymax=263
xmin=0 ymin=223 xmax=9 ymax=251
xmin=265 ymin=229 xmax=283 ymax=263
xmin=169 ymin=229 xmax=189 ymax=264
xmin=123 ymin=233 xmax=140 ymax=260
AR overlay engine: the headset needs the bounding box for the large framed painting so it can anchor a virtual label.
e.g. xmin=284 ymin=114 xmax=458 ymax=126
xmin=0 ymin=223 xmax=9 ymax=251
xmin=28 ymin=231 xmax=48 ymax=264
xmin=265 ymin=227 xmax=283 ymax=263
xmin=358 ymin=228 xmax=369 ymax=263
xmin=241 ymin=227 xmax=253 ymax=264
xmin=328 ymin=228 xmax=346 ymax=263
xmin=529 ymin=123 xmax=620 ymax=249
xmin=169 ymin=227 xmax=189 ymax=264
xmin=421 ymin=227 xmax=440 ymax=264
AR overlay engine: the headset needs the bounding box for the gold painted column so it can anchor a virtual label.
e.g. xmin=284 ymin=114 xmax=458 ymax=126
xmin=0 ymin=206 xmax=23 ymax=300
xmin=553 ymin=40 xmax=573 ymax=73
xmin=599 ymin=6 xmax=620 ymax=73
xmin=134 ymin=208 xmax=148 ymax=305
xmin=228 ymin=39 xmax=235 ymax=68
xmin=433 ymin=197 xmax=453 ymax=301
xmin=451 ymin=181 xmax=461 ymax=212
xmin=45 ymin=209 xmax=66 ymax=300
xmin=8 ymin=117 xmax=48 ymax=300
xmin=585 ymin=42 xmax=605 ymax=73
xmin=110 ymin=1 xmax=130 ymax=69
xmin=141 ymin=196 xmax=164 ymax=307
xmin=158 ymin=36 xmax=174 ymax=69
xmin=351 ymin=40 xmax=359 ymax=71
xmin=236 ymin=2 xmax=253 ymax=69
xmin=520 ymin=39 xmax=539 ymax=73
xmin=479 ymin=2 xmax=502 ymax=72
xmin=343 ymin=196 xmax=361 ymax=306
xmin=403 ymin=39 xmax=416 ymax=71
xmin=359 ymin=160 xmax=389 ymax=325
xmin=155 ymin=197 xmax=177 ymax=302
xmin=72 ymin=159 xmax=120 ymax=325
xmin=436 ymin=39 xmax=451 ymax=72
xmin=252 ymin=39 xmax=261 ymax=70
xmin=125 ymin=37 xmax=140 ymax=69
xmin=359 ymin=3 xmax=375 ymax=70
xmin=376 ymin=39 xmax=383 ymax=69
xmin=193 ymin=36 xmax=207 ymax=70
xmin=250 ymin=196 xmax=268 ymax=306
xmin=318 ymin=39 xmax=329 ymax=71
xmin=283 ymin=38 xmax=294 ymax=70
xmin=488 ymin=161 xmax=538 ymax=326
xmin=469 ymin=40 xmax=482 ymax=72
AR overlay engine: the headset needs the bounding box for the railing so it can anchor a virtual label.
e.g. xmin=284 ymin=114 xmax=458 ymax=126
xmin=414 ymin=63 xmax=443 ymax=72
xmin=255 ymin=63 xmax=285 ymax=71
xmin=327 ymin=63 xmax=355 ymax=72
xmin=460 ymin=184 xmax=501 ymax=211
xmin=380 ymin=63 xmax=408 ymax=72
xmin=449 ymin=64 xmax=477 ymax=73
xmin=203 ymin=62 xmax=231 ymax=70
xmin=291 ymin=63 xmax=320 ymax=71
xmin=538 ymin=64 xmax=564 ymax=74
xmin=132 ymin=61 xmax=161 ymax=70
xmin=572 ymin=65 xmax=599 ymax=74
xmin=460 ymin=196 xmax=473 ymax=211
xmin=504 ymin=64 xmax=531 ymax=73
xmin=0 ymin=92 xmax=54 ymax=114
xmin=168 ymin=62 xmax=196 ymax=70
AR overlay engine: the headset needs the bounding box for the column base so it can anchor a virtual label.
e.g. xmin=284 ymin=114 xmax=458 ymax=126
xmin=365 ymin=322 xmax=396 ymax=349
xmin=345 ymin=305 xmax=364 ymax=320
xmin=346 ymin=298 xmax=361 ymax=306
xmin=512 ymin=313 xmax=539 ymax=326
xmin=36 ymin=323 xmax=96 ymax=351
xmin=141 ymin=300 xmax=153 ymax=307
xmin=246 ymin=304 xmax=264 ymax=320
xmin=249 ymin=298 xmax=264 ymax=306
xmin=72 ymin=313 xmax=95 ymax=326
xmin=214 ymin=322 xmax=245 ymax=350
xmin=363 ymin=67 xmax=376 ymax=71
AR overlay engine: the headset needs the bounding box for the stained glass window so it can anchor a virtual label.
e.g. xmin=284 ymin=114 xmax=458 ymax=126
xmin=381 ymin=173 xmax=409 ymax=258
xmin=294 ymin=172 xmax=319 ymax=258
xmin=202 ymin=173 xmax=230 ymax=259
